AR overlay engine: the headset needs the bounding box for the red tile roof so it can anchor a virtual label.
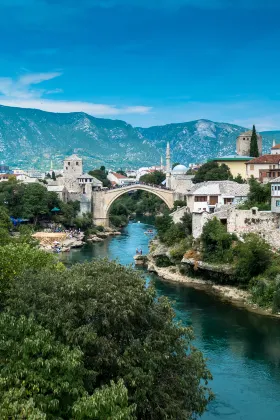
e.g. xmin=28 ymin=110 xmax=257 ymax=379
xmin=247 ymin=154 xmax=280 ymax=164
xmin=272 ymin=144 xmax=280 ymax=149
xmin=112 ymin=172 xmax=127 ymax=179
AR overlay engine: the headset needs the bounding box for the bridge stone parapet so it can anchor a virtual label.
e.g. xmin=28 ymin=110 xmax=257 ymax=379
xmin=92 ymin=184 xmax=175 ymax=226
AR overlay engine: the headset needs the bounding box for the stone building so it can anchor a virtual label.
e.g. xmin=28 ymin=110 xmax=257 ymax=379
xmin=192 ymin=206 xmax=280 ymax=249
xmin=236 ymin=130 xmax=262 ymax=156
xmin=186 ymin=181 xmax=249 ymax=213
xmin=170 ymin=164 xmax=194 ymax=200
xmin=47 ymin=154 xmax=102 ymax=216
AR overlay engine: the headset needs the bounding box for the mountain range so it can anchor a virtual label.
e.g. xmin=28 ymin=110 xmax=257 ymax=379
xmin=0 ymin=105 xmax=278 ymax=171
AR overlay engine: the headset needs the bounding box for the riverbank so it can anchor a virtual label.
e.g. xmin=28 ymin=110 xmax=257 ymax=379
xmin=87 ymin=227 xmax=122 ymax=242
xmin=147 ymin=241 xmax=280 ymax=318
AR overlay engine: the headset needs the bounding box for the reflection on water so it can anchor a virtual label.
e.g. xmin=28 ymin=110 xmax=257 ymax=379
xmin=63 ymin=217 xmax=280 ymax=420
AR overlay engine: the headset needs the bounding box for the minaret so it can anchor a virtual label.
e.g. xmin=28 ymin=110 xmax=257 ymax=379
xmin=160 ymin=155 xmax=163 ymax=171
xmin=166 ymin=142 xmax=171 ymax=189
xmin=273 ymin=139 xmax=276 ymax=147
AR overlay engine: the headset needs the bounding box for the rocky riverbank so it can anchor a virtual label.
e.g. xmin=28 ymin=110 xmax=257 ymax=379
xmin=148 ymin=240 xmax=280 ymax=318
xmin=33 ymin=231 xmax=85 ymax=252
xmin=87 ymin=227 xmax=122 ymax=242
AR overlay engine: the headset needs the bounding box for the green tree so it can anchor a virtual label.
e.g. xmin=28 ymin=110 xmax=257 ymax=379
xmin=0 ymin=313 xmax=84 ymax=419
xmin=239 ymin=177 xmax=270 ymax=210
xmin=201 ymin=218 xmax=233 ymax=263
xmin=74 ymin=213 xmax=94 ymax=230
xmin=51 ymin=170 xmax=56 ymax=181
xmin=140 ymin=170 xmax=165 ymax=185
xmin=250 ymin=125 xmax=259 ymax=157
xmin=89 ymin=167 xmax=111 ymax=188
xmin=234 ymin=234 xmax=272 ymax=285
xmin=116 ymin=170 xmax=127 ymax=177
xmin=73 ymin=380 xmax=136 ymax=420
xmin=233 ymin=174 xmax=246 ymax=184
xmin=0 ymin=243 xmax=64 ymax=300
xmin=7 ymin=260 xmax=213 ymax=419
xmin=172 ymin=200 xmax=186 ymax=211
xmin=155 ymin=213 xmax=173 ymax=241
xmin=0 ymin=206 xmax=12 ymax=230
xmin=193 ymin=162 xmax=232 ymax=183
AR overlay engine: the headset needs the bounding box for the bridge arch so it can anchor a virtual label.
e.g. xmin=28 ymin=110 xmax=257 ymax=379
xmin=92 ymin=184 xmax=175 ymax=226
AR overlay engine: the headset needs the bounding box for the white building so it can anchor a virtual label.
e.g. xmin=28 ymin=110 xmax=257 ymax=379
xmin=245 ymin=155 xmax=280 ymax=179
xmin=271 ymin=142 xmax=280 ymax=155
xmin=270 ymin=177 xmax=280 ymax=213
xmin=107 ymin=171 xmax=137 ymax=186
xmin=187 ymin=181 xmax=249 ymax=213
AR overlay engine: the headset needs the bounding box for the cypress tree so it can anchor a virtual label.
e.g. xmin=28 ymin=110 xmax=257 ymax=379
xmin=250 ymin=125 xmax=259 ymax=157
xmin=51 ymin=171 xmax=56 ymax=181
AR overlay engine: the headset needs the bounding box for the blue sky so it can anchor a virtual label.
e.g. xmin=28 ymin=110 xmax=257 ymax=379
xmin=0 ymin=0 xmax=280 ymax=129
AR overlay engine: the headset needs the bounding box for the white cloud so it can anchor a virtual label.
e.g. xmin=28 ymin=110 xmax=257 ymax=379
xmin=0 ymin=71 xmax=151 ymax=116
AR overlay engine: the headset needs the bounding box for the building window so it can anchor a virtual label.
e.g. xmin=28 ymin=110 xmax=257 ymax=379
xmin=243 ymin=137 xmax=245 ymax=140
xmin=276 ymin=200 xmax=280 ymax=207
xmin=68 ymin=162 xmax=70 ymax=166
xmin=209 ymin=195 xmax=219 ymax=205
xmin=273 ymin=165 xmax=276 ymax=169
xmin=224 ymin=197 xmax=233 ymax=205
xmin=250 ymin=164 xmax=254 ymax=170
xmin=273 ymin=172 xmax=276 ymax=177
xmin=195 ymin=196 xmax=207 ymax=202
xmin=66 ymin=167 xmax=68 ymax=170
xmin=76 ymin=162 xmax=79 ymax=166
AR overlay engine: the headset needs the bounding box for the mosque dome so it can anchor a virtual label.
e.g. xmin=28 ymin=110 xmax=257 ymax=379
xmin=172 ymin=164 xmax=188 ymax=175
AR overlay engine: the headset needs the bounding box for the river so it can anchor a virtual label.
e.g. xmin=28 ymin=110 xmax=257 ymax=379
xmin=62 ymin=217 xmax=280 ymax=420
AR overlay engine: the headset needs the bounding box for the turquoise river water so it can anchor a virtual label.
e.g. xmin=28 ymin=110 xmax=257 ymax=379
xmin=62 ymin=217 xmax=280 ymax=420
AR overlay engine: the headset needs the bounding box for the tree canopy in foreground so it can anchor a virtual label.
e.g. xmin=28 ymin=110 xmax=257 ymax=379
xmin=4 ymin=258 xmax=213 ymax=419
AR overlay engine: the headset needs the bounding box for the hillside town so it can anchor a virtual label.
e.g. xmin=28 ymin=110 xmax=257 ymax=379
xmin=1 ymin=127 xmax=280 ymax=246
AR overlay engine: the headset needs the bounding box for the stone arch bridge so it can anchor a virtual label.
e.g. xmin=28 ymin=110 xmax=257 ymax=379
xmin=92 ymin=184 xmax=175 ymax=226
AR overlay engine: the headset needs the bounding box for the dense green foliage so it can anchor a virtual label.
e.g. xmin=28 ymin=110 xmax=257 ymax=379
xmin=89 ymin=166 xmax=111 ymax=187
xmin=0 ymin=206 xmax=12 ymax=230
xmin=193 ymin=161 xmax=232 ymax=183
xmin=239 ymin=177 xmax=270 ymax=210
xmin=233 ymin=173 xmax=246 ymax=184
xmin=2 ymin=259 xmax=213 ymax=419
xmin=0 ymin=313 xmax=84 ymax=419
xmin=0 ymin=244 xmax=64 ymax=301
xmin=155 ymin=212 xmax=192 ymax=247
xmin=250 ymin=125 xmax=259 ymax=158
xmin=73 ymin=380 xmax=136 ymax=420
xmin=139 ymin=170 xmax=165 ymax=185
xmin=172 ymin=200 xmax=187 ymax=211
xmin=0 ymin=179 xmax=80 ymax=226
xmin=201 ymin=218 xmax=233 ymax=263
xmin=234 ymin=234 xmax=272 ymax=284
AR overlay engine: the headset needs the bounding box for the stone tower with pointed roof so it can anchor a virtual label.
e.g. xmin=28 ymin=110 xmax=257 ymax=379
xmin=236 ymin=130 xmax=262 ymax=157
